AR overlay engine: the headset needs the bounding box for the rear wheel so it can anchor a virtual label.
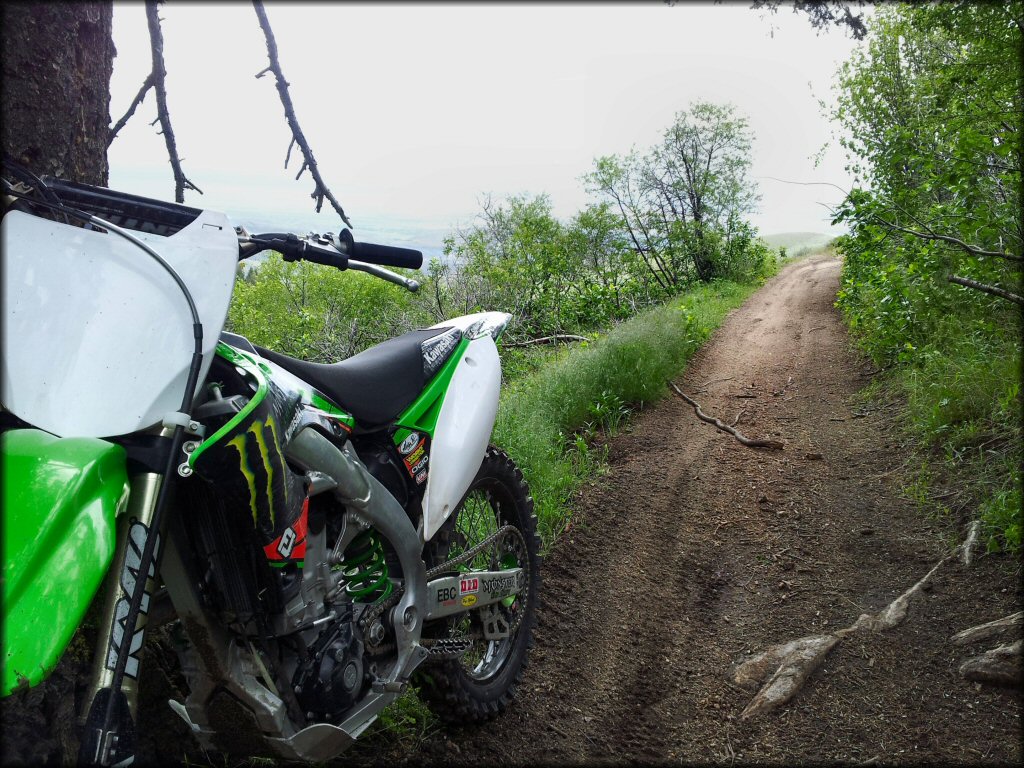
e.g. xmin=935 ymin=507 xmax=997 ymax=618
xmin=416 ymin=447 xmax=540 ymax=722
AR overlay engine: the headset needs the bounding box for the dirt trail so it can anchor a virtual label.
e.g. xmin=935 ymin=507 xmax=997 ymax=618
xmin=367 ymin=253 xmax=1022 ymax=765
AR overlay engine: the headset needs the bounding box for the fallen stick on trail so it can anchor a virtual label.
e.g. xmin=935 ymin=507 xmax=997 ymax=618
xmin=668 ymin=381 xmax=785 ymax=450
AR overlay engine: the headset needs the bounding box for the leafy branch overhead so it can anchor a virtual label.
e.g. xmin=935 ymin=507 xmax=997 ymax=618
xmin=749 ymin=0 xmax=870 ymax=40
xmin=832 ymin=2 xmax=1022 ymax=309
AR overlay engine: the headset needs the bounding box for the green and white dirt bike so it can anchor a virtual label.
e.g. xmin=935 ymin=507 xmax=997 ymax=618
xmin=1 ymin=166 xmax=540 ymax=765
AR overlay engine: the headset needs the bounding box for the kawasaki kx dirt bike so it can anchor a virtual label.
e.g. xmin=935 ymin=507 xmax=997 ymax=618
xmin=1 ymin=166 xmax=540 ymax=765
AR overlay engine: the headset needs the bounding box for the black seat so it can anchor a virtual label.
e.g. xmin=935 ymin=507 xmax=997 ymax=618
xmin=254 ymin=328 xmax=455 ymax=428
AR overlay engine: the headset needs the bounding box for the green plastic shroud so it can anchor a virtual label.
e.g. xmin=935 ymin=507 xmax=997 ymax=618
xmin=2 ymin=429 xmax=129 ymax=694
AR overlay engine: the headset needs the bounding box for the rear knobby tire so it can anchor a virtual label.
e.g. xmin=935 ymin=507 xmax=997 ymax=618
xmin=416 ymin=447 xmax=541 ymax=723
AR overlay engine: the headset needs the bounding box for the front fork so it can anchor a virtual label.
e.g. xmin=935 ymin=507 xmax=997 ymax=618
xmin=78 ymin=472 xmax=166 ymax=765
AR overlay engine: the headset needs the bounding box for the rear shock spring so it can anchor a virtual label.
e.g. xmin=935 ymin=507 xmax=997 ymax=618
xmin=339 ymin=530 xmax=393 ymax=603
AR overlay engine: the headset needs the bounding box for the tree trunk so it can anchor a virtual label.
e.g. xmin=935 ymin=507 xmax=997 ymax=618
xmin=1 ymin=1 xmax=114 ymax=185
xmin=0 ymin=8 xmax=114 ymax=763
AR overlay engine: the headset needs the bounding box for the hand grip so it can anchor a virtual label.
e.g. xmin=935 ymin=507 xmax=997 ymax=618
xmin=338 ymin=229 xmax=423 ymax=269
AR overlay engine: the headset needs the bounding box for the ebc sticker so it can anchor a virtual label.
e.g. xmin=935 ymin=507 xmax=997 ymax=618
xmin=437 ymin=585 xmax=458 ymax=604
xmin=398 ymin=432 xmax=420 ymax=455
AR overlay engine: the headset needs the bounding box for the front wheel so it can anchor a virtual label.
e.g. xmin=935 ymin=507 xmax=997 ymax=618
xmin=416 ymin=447 xmax=541 ymax=723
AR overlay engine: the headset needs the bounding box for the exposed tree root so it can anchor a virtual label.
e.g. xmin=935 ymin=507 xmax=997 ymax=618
xmin=733 ymin=548 xmax=964 ymax=718
xmin=958 ymin=640 xmax=1022 ymax=688
xmin=668 ymin=381 xmax=785 ymax=450
xmin=733 ymin=635 xmax=839 ymax=719
xmin=960 ymin=519 xmax=981 ymax=566
xmin=951 ymin=612 xmax=1023 ymax=646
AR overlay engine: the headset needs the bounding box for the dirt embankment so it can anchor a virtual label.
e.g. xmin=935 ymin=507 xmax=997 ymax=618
xmin=365 ymin=253 xmax=1022 ymax=765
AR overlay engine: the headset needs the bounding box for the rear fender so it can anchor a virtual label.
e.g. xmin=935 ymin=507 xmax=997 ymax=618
xmin=2 ymin=429 xmax=129 ymax=694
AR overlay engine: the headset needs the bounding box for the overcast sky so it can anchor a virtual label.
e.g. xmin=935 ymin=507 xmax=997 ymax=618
xmin=108 ymin=2 xmax=866 ymax=239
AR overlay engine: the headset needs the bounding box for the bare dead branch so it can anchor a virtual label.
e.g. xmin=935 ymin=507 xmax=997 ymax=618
xmin=504 ymin=334 xmax=590 ymax=348
xmin=108 ymin=73 xmax=155 ymax=148
xmin=871 ymin=212 xmax=1021 ymax=262
xmin=252 ymin=1 xmax=352 ymax=228
xmin=668 ymin=381 xmax=784 ymax=449
xmin=145 ymin=2 xmax=202 ymax=202
xmin=284 ymin=137 xmax=296 ymax=170
xmin=947 ymin=275 xmax=1024 ymax=306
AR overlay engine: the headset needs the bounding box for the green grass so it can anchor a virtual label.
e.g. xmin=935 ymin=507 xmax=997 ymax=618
xmin=899 ymin=324 xmax=1022 ymax=554
xmin=493 ymin=280 xmax=759 ymax=546
xmin=847 ymin=311 xmax=1022 ymax=555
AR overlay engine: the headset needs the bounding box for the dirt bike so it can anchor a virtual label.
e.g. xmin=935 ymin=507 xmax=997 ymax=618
xmin=0 ymin=162 xmax=540 ymax=766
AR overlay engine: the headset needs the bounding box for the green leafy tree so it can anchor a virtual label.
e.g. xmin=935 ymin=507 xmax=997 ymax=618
xmin=830 ymin=1 xmax=1022 ymax=552
xmin=560 ymin=202 xmax=649 ymax=324
xmin=586 ymin=101 xmax=762 ymax=286
xmin=440 ymin=194 xmax=573 ymax=338
xmin=833 ymin=2 xmax=1023 ymax=334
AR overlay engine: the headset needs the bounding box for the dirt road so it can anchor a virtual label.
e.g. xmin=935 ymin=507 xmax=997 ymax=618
xmin=364 ymin=253 xmax=1022 ymax=765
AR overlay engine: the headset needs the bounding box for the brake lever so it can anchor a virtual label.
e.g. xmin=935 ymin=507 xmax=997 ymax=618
xmin=347 ymin=259 xmax=420 ymax=293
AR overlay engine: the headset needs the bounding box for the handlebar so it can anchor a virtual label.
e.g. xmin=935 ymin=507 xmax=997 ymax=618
xmin=335 ymin=229 xmax=423 ymax=270
xmin=238 ymin=229 xmax=422 ymax=292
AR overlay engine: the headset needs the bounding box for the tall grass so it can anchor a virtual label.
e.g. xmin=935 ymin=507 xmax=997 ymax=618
xmin=899 ymin=320 xmax=1022 ymax=553
xmin=493 ymin=280 xmax=757 ymax=546
xmin=838 ymin=252 xmax=1023 ymax=554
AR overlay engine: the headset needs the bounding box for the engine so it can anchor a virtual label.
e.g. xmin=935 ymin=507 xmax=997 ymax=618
xmin=290 ymin=602 xmax=366 ymax=721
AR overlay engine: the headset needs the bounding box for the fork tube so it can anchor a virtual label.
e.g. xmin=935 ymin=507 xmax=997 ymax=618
xmin=78 ymin=472 xmax=165 ymax=741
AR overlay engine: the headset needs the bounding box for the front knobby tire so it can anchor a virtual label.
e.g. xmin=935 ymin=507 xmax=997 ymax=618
xmin=416 ymin=447 xmax=541 ymax=723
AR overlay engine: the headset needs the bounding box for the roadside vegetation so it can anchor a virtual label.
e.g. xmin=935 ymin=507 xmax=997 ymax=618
xmin=830 ymin=2 xmax=1022 ymax=553
xmin=228 ymin=99 xmax=779 ymax=550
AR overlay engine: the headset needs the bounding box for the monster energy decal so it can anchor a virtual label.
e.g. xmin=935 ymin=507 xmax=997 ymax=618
xmin=225 ymin=416 xmax=288 ymax=532
xmin=192 ymin=378 xmax=306 ymax=547
xmin=106 ymin=519 xmax=160 ymax=679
